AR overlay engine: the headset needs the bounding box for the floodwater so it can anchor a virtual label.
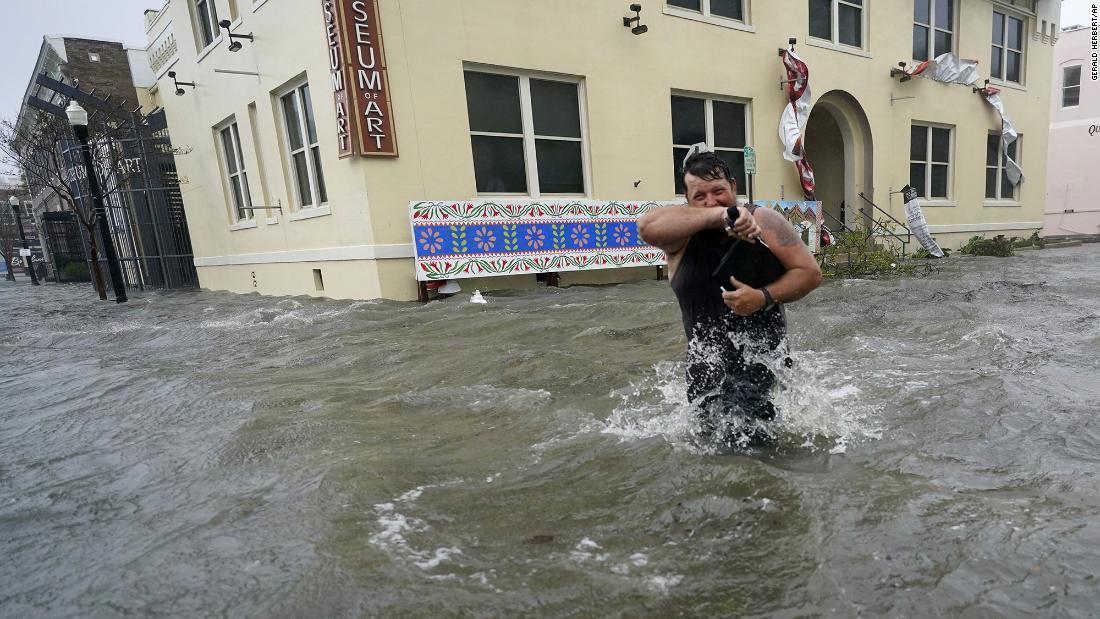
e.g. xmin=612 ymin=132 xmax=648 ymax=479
xmin=1 ymin=245 xmax=1098 ymax=617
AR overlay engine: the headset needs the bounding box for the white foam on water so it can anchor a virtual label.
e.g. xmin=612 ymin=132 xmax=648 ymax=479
xmin=648 ymin=574 xmax=684 ymax=593
xmin=570 ymin=537 xmax=610 ymax=563
xmin=368 ymin=482 xmax=466 ymax=571
xmin=414 ymin=547 xmax=463 ymax=570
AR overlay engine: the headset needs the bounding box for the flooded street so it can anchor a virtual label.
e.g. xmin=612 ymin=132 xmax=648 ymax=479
xmin=1 ymin=245 xmax=1099 ymax=617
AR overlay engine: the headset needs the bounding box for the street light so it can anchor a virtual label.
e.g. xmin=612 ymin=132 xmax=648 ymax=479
xmin=66 ymin=100 xmax=127 ymax=303
xmin=8 ymin=195 xmax=39 ymax=286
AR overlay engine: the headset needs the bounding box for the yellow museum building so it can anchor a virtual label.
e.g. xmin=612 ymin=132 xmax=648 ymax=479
xmin=143 ymin=0 xmax=1060 ymax=300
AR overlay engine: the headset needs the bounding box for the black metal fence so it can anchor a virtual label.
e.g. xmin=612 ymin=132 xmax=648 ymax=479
xmin=41 ymin=211 xmax=90 ymax=283
xmin=27 ymin=74 xmax=199 ymax=292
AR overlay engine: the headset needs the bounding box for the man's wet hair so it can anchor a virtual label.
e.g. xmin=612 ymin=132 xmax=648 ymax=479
xmin=681 ymin=151 xmax=736 ymax=192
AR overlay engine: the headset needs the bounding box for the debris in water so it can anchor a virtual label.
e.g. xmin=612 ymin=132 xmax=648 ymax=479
xmin=470 ymin=290 xmax=488 ymax=304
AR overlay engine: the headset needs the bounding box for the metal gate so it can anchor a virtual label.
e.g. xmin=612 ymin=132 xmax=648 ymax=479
xmin=41 ymin=211 xmax=90 ymax=283
xmin=26 ymin=74 xmax=199 ymax=291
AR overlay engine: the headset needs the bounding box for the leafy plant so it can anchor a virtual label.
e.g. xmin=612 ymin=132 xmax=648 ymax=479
xmin=60 ymin=260 xmax=90 ymax=281
xmin=912 ymin=246 xmax=952 ymax=259
xmin=817 ymin=220 xmax=931 ymax=279
xmin=1012 ymin=231 xmax=1045 ymax=249
xmin=959 ymin=234 xmax=1014 ymax=257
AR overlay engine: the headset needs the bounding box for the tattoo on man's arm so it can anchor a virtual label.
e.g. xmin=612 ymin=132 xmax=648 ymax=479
xmin=764 ymin=215 xmax=802 ymax=246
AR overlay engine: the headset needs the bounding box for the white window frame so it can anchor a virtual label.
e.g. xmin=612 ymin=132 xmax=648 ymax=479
xmin=192 ymin=0 xmax=221 ymax=52
xmin=216 ymin=119 xmax=253 ymax=224
xmin=985 ymin=133 xmax=1021 ymax=203
xmin=671 ymin=91 xmax=753 ymax=198
xmin=912 ymin=0 xmax=956 ymax=61
xmin=993 ymin=0 xmax=1036 ymax=16
xmin=276 ymin=80 xmax=328 ymax=213
xmin=464 ymin=65 xmax=590 ymax=199
xmin=910 ymin=121 xmax=954 ymax=202
xmin=664 ymin=0 xmax=752 ymax=31
xmin=991 ymin=9 xmax=1027 ymax=85
xmin=808 ymin=0 xmax=867 ymax=50
xmin=1061 ymin=65 xmax=1081 ymax=108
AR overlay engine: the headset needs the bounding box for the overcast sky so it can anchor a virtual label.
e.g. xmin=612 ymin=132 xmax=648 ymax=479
xmin=0 ymin=0 xmax=1095 ymax=124
xmin=0 ymin=0 xmax=158 ymax=125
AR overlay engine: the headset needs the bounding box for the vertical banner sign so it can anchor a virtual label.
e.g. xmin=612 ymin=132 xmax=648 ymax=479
xmin=328 ymin=0 xmax=398 ymax=157
xmin=322 ymin=0 xmax=354 ymax=158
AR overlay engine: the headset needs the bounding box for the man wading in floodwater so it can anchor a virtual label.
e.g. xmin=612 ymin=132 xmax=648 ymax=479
xmin=638 ymin=147 xmax=822 ymax=447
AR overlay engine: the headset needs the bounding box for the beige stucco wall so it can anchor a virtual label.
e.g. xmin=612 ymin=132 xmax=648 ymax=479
xmin=150 ymin=0 xmax=1057 ymax=301
xmin=1043 ymin=27 xmax=1100 ymax=236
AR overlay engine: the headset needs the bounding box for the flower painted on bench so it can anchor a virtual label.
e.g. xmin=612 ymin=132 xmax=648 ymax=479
xmin=612 ymin=224 xmax=632 ymax=246
xmin=419 ymin=228 xmax=443 ymax=254
xmin=570 ymin=225 xmax=590 ymax=247
xmin=474 ymin=226 xmax=497 ymax=252
xmin=524 ymin=226 xmax=546 ymax=250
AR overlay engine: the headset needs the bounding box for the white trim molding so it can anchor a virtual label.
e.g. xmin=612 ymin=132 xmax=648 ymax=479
xmin=925 ymin=221 xmax=1042 ymax=233
xmin=228 ymin=219 xmax=257 ymax=231
xmin=194 ymin=243 xmax=415 ymax=267
xmin=286 ymin=205 xmax=332 ymax=222
xmin=662 ymin=5 xmax=755 ymax=33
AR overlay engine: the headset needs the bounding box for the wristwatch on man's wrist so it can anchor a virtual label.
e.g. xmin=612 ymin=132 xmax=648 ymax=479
xmin=760 ymin=286 xmax=777 ymax=311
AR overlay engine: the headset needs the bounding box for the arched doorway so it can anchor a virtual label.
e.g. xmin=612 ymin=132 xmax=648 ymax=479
xmin=802 ymin=90 xmax=873 ymax=233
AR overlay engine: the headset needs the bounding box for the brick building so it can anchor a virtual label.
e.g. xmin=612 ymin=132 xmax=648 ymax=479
xmin=16 ymin=37 xmax=156 ymax=215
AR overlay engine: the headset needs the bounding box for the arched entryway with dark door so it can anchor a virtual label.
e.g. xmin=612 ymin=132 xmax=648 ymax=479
xmin=802 ymin=90 xmax=874 ymax=233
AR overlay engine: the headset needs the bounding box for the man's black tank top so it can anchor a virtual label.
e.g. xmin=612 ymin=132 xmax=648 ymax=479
xmin=670 ymin=229 xmax=786 ymax=346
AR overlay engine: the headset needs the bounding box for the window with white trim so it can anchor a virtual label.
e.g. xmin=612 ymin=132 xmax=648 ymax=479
xmin=985 ymin=133 xmax=1020 ymax=200
xmin=278 ymin=82 xmax=328 ymax=209
xmin=991 ymin=11 xmax=1025 ymax=84
xmin=667 ymin=0 xmax=746 ymax=23
xmin=1062 ymin=65 xmax=1081 ymax=107
xmin=193 ymin=0 xmax=219 ymax=49
xmin=809 ymin=0 xmax=864 ymax=48
xmin=463 ymin=69 xmax=586 ymax=196
xmin=909 ymin=123 xmax=952 ymax=200
xmin=217 ymin=120 xmax=253 ymax=221
xmin=671 ymin=94 xmax=749 ymax=195
xmin=913 ymin=0 xmax=953 ymax=61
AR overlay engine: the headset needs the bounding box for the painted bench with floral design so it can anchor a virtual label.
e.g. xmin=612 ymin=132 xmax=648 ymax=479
xmin=408 ymin=199 xmax=822 ymax=291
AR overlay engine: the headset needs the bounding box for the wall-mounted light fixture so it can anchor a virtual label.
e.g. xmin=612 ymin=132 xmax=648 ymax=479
xmin=167 ymin=71 xmax=195 ymax=96
xmin=219 ymin=19 xmax=254 ymax=52
xmin=623 ymin=4 xmax=647 ymax=35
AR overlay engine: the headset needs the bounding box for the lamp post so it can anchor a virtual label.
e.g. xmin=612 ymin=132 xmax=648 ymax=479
xmin=66 ymin=100 xmax=127 ymax=303
xmin=8 ymin=195 xmax=39 ymax=286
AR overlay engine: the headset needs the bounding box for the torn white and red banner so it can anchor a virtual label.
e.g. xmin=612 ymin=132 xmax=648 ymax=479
xmin=779 ymin=49 xmax=815 ymax=199
xmin=977 ymin=85 xmax=1024 ymax=185
xmin=903 ymin=53 xmax=981 ymax=85
xmin=902 ymin=185 xmax=945 ymax=258
xmin=900 ymin=53 xmax=1023 ymax=187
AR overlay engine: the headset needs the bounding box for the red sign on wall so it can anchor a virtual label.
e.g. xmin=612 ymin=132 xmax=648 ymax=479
xmin=323 ymin=0 xmax=397 ymax=158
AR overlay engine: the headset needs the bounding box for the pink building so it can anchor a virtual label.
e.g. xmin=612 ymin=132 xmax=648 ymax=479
xmin=1044 ymin=25 xmax=1100 ymax=237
